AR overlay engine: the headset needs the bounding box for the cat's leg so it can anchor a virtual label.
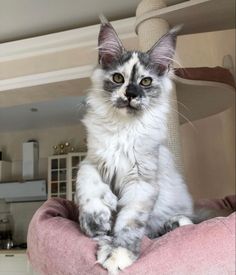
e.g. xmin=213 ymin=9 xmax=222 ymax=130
xmin=97 ymin=181 xmax=158 ymax=274
xmin=76 ymin=161 xmax=117 ymax=237
xmin=146 ymin=145 xmax=194 ymax=238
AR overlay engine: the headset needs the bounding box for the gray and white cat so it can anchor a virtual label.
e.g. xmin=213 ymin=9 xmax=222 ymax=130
xmin=76 ymin=18 xmax=193 ymax=274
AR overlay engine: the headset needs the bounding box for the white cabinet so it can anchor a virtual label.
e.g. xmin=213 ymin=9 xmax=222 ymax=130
xmin=48 ymin=152 xmax=86 ymax=201
xmin=0 ymin=252 xmax=39 ymax=275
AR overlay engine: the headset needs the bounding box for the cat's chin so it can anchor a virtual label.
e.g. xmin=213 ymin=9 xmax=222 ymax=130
xmin=113 ymin=99 xmax=142 ymax=115
xmin=115 ymin=105 xmax=142 ymax=116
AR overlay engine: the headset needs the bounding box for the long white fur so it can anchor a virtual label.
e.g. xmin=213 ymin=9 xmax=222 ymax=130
xmin=76 ymin=52 xmax=193 ymax=274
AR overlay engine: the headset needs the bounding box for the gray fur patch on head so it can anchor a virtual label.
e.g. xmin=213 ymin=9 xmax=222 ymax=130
xmin=115 ymin=97 xmax=129 ymax=108
xmin=103 ymin=78 xmax=120 ymax=93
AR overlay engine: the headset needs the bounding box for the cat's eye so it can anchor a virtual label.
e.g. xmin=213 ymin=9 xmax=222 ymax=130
xmin=140 ymin=77 xmax=152 ymax=87
xmin=113 ymin=73 xmax=124 ymax=84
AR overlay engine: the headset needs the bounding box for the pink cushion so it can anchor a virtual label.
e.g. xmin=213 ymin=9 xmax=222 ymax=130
xmin=27 ymin=196 xmax=235 ymax=275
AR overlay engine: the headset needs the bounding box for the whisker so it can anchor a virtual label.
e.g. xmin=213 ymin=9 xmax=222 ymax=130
xmin=143 ymin=53 xmax=190 ymax=79
xmin=167 ymin=98 xmax=190 ymax=112
xmin=144 ymin=105 xmax=168 ymax=130
xmin=161 ymin=102 xmax=197 ymax=133
xmin=85 ymin=88 xmax=105 ymax=93
xmin=164 ymin=56 xmax=183 ymax=68
xmin=172 ymin=67 xmax=190 ymax=78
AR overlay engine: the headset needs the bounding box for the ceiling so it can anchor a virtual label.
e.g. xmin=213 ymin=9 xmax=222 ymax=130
xmin=0 ymin=95 xmax=87 ymax=132
xmin=0 ymin=78 xmax=90 ymax=133
xmin=0 ymin=0 xmax=141 ymax=43
xmin=0 ymin=0 xmax=185 ymax=43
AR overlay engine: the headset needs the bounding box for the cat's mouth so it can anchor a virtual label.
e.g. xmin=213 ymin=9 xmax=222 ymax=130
xmin=114 ymin=97 xmax=142 ymax=111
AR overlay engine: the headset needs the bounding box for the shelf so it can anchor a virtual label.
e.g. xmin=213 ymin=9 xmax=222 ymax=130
xmin=174 ymin=75 xmax=235 ymax=124
xmin=51 ymin=181 xmax=67 ymax=183
xmin=136 ymin=0 xmax=235 ymax=35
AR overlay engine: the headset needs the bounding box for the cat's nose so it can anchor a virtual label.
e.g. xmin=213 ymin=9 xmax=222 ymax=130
xmin=125 ymin=84 xmax=142 ymax=100
xmin=126 ymin=90 xmax=138 ymax=100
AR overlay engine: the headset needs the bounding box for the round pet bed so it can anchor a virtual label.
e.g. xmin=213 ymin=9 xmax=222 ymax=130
xmin=27 ymin=195 xmax=235 ymax=275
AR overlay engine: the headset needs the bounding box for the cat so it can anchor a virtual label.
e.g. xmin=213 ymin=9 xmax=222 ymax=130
xmin=76 ymin=17 xmax=193 ymax=274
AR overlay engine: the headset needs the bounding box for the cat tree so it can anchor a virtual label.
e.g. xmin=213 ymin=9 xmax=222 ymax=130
xmin=136 ymin=0 xmax=184 ymax=171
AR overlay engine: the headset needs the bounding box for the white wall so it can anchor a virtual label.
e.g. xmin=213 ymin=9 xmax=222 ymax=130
xmin=176 ymin=29 xmax=235 ymax=69
xmin=176 ymin=29 xmax=235 ymax=199
xmin=181 ymin=107 xmax=235 ymax=200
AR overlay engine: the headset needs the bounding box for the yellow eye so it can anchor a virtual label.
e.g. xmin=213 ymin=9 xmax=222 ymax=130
xmin=140 ymin=77 xmax=152 ymax=87
xmin=113 ymin=73 xmax=124 ymax=84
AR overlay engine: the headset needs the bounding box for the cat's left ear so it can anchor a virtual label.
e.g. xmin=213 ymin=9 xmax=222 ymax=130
xmin=147 ymin=26 xmax=181 ymax=72
xmin=98 ymin=15 xmax=125 ymax=66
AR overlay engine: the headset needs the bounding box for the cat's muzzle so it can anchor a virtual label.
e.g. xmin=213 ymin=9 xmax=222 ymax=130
xmin=115 ymin=97 xmax=142 ymax=111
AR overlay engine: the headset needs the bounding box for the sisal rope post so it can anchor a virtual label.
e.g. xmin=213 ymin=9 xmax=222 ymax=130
xmin=136 ymin=0 xmax=184 ymax=172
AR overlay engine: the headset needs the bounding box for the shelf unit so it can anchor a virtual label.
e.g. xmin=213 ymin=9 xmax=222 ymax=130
xmin=48 ymin=152 xmax=86 ymax=201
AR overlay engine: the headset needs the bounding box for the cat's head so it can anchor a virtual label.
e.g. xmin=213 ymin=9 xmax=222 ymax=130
xmin=91 ymin=17 xmax=179 ymax=116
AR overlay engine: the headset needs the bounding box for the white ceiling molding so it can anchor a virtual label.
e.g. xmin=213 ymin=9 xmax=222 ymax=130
xmin=0 ymin=65 xmax=93 ymax=92
xmin=0 ymin=17 xmax=136 ymax=63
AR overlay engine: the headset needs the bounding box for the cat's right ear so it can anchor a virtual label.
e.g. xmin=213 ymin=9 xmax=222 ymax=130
xmin=98 ymin=15 xmax=125 ymax=66
xmin=147 ymin=26 xmax=182 ymax=73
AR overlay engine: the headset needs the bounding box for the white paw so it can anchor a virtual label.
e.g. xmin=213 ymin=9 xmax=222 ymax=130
xmin=169 ymin=214 xmax=193 ymax=226
xmin=97 ymin=241 xmax=136 ymax=275
xmin=164 ymin=214 xmax=193 ymax=233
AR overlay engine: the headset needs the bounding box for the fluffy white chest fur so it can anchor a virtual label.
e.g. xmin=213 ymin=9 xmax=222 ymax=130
xmin=83 ymin=93 xmax=168 ymax=193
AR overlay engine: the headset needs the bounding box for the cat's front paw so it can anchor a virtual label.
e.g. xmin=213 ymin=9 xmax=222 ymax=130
xmin=79 ymin=194 xmax=117 ymax=237
xmin=97 ymin=239 xmax=137 ymax=275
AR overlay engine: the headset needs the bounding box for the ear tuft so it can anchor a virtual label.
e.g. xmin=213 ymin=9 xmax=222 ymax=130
xmin=99 ymin=14 xmax=109 ymax=25
xmin=168 ymin=24 xmax=183 ymax=35
xmin=147 ymin=25 xmax=182 ymax=72
xmin=98 ymin=16 xmax=124 ymax=66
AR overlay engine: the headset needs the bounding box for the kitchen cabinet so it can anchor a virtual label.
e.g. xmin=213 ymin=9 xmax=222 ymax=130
xmin=48 ymin=152 xmax=86 ymax=201
xmin=0 ymin=251 xmax=39 ymax=275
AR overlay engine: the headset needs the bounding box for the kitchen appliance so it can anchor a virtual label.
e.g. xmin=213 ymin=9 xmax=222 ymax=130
xmin=0 ymin=180 xmax=47 ymax=202
xmin=0 ymin=214 xmax=14 ymax=249
xmin=22 ymin=140 xmax=39 ymax=180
